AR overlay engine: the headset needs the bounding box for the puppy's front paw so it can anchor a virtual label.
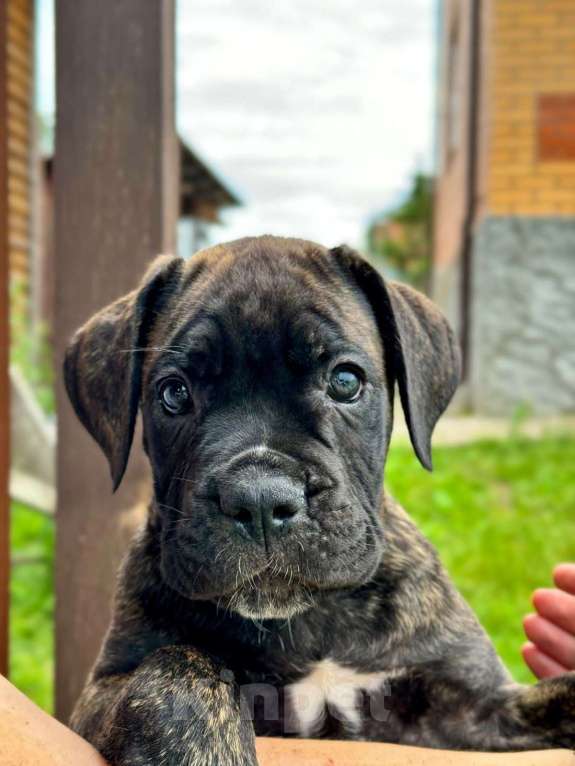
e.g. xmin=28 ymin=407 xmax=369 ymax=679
xmin=91 ymin=647 xmax=258 ymax=766
xmin=99 ymin=688 xmax=257 ymax=766
xmin=517 ymin=673 xmax=575 ymax=749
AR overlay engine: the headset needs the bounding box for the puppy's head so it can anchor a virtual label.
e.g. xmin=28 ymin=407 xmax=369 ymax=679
xmin=65 ymin=236 xmax=460 ymax=619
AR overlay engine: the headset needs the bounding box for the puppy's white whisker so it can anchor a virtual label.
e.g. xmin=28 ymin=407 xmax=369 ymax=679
xmin=157 ymin=502 xmax=186 ymax=516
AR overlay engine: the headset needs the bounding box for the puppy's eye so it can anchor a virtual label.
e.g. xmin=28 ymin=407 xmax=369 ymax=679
xmin=328 ymin=365 xmax=363 ymax=403
xmin=159 ymin=378 xmax=191 ymax=415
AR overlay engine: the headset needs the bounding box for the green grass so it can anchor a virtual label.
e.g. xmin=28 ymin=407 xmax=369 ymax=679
xmin=9 ymin=502 xmax=54 ymax=711
xmin=386 ymin=434 xmax=575 ymax=684
xmin=8 ymin=434 xmax=575 ymax=710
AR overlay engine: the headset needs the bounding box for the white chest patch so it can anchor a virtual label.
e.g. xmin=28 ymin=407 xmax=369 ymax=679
xmin=286 ymin=659 xmax=387 ymax=737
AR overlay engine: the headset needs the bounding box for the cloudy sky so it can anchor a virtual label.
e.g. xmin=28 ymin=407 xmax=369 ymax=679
xmin=39 ymin=0 xmax=437 ymax=251
xmin=177 ymin=0 xmax=437 ymax=249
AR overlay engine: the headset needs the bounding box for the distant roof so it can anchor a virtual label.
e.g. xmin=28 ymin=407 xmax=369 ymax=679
xmin=179 ymin=139 xmax=241 ymax=218
xmin=43 ymin=137 xmax=241 ymax=221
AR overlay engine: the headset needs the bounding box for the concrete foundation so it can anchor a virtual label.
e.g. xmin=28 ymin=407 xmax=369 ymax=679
xmin=469 ymin=216 xmax=575 ymax=415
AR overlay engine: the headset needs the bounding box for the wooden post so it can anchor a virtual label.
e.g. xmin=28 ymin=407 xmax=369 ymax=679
xmin=54 ymin=0 xmax=177 ymax=721
xmin=0 ymin=0 xmax=11 ymax=679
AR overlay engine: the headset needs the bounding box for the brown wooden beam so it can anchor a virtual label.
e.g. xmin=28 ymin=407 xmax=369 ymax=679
xmin=54 ymin=0 xmax=177 ymax=721
xmin=0 ymin=0 xmax=11 ymax=680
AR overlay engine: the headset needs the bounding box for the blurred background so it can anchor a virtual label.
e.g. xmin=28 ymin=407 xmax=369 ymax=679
xmin=0 ymin=0 xmax=574 ymax=718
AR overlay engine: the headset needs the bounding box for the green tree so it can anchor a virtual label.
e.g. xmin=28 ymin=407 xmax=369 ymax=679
xmin=368 ymin=173 xmax=433 ymax=290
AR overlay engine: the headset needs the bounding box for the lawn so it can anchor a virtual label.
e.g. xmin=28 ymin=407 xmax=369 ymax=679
xmin=9 ymin=434 xmax=575 ymax=712
xmin=387 ymin=433 xmax=575 ymax=683
xmin=10 ymin=502 xmax=54 ymax=711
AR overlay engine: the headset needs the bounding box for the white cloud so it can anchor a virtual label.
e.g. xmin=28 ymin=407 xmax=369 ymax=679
xmin=177 ymin=0 xmax=435 ymax=250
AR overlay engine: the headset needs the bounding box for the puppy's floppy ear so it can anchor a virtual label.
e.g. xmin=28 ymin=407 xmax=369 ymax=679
xmin=64 ymin=255 xmax=184 ymax=490
xmin=330 ymin=246 xmax=461 ymax=470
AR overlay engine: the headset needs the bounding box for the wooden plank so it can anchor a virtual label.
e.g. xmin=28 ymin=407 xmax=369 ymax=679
xmin=54 ymin=0 xmax=177 ymax=722
xmin=8 ymin=192 xmax=30 ymax=216
xmin=7 ymin=217 xmax=29 ymax=240
xmin=8 ymin=243 xmax=30 ymax=259
xmin=6 ymin=14 xmax=32 ymax=50
xmin=7 ymin=208 xmax=29 ymax=228
xmin=7 ymin=112 xmax=30 ymax=143
xmin=6 ymin=0 xmax=32 ymax=294
xmin=6 ymin=41 xmax=32 ymax=77
xmin=6 ymin=83 xmax=30 ymax=111
xmin=6 ymin=1 xmax=32 ymax=36
xmin=7 ymin=136 xmax=30 ymax=163
xmin=6 ymin=59 xmax=31 ymax=94
xmin=7 ymin=96 xmax=30 ymax=125
xmin=8 ymin=253 xmax=29 ymax=276
xmin=7 ymin=174 xmax=29 ymax=199
xmin=8 ymin=203 xmax=29 ymax=221
xmin=8 ymin=154 xmax=30 ymax=178
xmin=0 ymin=0 xmax=11 ymax=679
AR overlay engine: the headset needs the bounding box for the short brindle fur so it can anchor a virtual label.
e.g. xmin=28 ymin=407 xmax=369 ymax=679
xmin=65 ymin=237 xmax=575 ymax=765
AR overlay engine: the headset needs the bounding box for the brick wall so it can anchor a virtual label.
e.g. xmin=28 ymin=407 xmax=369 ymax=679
xmin=433 ymin=0 xmax=575 ymax=414
xmin=487 ymin=0 xmax=575 ymax=215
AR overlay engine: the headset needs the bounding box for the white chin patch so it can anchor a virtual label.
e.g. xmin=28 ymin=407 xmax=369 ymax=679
xmin=233 ymin=595 xmax=312 ymax=621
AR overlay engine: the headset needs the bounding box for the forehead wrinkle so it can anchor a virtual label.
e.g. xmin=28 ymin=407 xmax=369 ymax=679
xmin=144 ymin=238 xmax=385 ymax=380
xmin=320 ymin=279 xmax=384 ymax=377
xmin=196 ymin=239 xmax=328 ymax=300
xmin=288 ymin=309 xmax=343 ymax=359
xmin=173 ymin=314 xmax=225 ymax=369
xmin=143 ymin=308 xmax=223 ymax=382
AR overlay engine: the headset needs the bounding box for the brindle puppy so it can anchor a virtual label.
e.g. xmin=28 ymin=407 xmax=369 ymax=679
xmin=65 ymin=236 xmax=575 ymax=765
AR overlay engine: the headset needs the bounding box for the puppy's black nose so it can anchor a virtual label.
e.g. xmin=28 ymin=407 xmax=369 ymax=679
xmin=218 ymin=474 xmax=306 ymax=544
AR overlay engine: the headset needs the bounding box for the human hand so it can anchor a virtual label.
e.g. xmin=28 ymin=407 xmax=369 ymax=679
xmin=523 ymin=563 xmax=575 ymax=679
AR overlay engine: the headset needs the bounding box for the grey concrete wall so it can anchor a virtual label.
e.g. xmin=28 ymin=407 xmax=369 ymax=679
xmin=431 ymin=255 xmax=463 ymax=342
xmin=470 ymin=216 xmax=575 ymax=415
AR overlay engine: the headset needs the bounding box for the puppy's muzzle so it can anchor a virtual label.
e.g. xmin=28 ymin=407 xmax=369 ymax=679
xmin=216 ymin=465 xmax=306 ymax=545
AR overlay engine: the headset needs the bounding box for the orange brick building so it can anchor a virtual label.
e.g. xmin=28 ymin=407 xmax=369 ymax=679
xmin=433 ymin=0 xmax=575 ymax=414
